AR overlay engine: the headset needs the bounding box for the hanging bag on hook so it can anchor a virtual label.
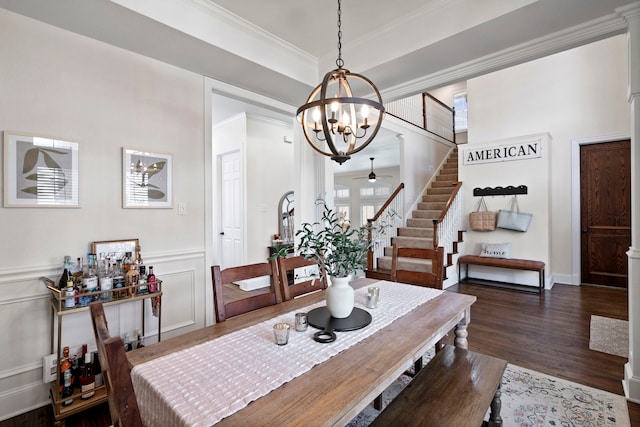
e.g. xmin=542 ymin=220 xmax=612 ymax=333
xmin=497 ymin=196 xmax=532 ymax=232
xmin=469 ymin=196 xmax=497 ymax=231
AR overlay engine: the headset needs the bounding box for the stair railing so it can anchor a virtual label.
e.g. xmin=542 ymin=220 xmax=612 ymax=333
xmin=432 ymin=182 xmax=463 ymax=263
xmin=384 ymin=93 xmax=456 ymax=143
xmin=367 ymin=183 xmax=405 ymax=271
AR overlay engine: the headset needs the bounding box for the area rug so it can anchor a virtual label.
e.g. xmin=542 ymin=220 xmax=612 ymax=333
xmin=346 ymin=362 xmax=630 ymax=427
xmin=590 ymin=315 xmax=628 ymax=358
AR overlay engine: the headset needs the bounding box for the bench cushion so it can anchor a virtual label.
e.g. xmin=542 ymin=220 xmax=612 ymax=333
xmin=370 ymin=345 xmax=507 ymax=427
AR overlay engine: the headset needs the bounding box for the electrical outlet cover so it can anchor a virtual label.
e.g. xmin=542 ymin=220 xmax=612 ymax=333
xmin=43 ymin=353 xmax=57 ymax=383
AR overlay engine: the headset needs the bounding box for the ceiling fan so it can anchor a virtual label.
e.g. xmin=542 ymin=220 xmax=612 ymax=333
xmin=353 ymin=157 xmax=392 ymax=182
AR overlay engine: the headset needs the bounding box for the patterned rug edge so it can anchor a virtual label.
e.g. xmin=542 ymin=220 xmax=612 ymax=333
xmin=346 ymin=360 xmax=631 ymax=427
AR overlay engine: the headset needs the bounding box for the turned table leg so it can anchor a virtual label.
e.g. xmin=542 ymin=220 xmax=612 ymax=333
xmin=454 ymin=307 xmax=470 ymax=349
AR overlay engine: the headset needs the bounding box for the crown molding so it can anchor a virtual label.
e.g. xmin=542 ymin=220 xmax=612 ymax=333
xmin=184 ymin=0 xmax=314 ymax=61
xmin=617 ymin=1 xmax=640 ymax=20
xmin=382 ymin=11 xmax=629 ymax=102
xmin=111 ymin=0 xmax=318 ymax=85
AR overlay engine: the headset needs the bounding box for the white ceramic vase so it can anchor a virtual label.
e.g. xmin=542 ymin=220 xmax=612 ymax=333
xmin=326 ymin=275 xmax=355 ymax=318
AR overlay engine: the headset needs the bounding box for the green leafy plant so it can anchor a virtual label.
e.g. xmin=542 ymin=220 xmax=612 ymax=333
xmin=288 ymin=205 xmax=396 ymax=278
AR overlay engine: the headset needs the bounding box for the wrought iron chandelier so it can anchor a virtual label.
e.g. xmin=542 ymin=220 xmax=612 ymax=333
xmin=296 ymin=0 xmax=385 ymax=165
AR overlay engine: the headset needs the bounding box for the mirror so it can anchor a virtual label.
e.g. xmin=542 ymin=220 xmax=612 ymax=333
xmin=278 ymin=191 xmax=294 ymax=243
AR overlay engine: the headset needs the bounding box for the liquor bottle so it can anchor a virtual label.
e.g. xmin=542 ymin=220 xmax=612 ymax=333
xmin=58 ymin=256 xmax=72 ymax=290
xmin=147 ymin=266 xmax=157 ymax=293
xmin=60 ymin=346 xmax=73 ymax=406
xmin=69 ymin=257 xmax=81 ymax=277
xmin=76 ymin=257 xmax=87 ymax=304
xmin=136 ymin=329 xmax=144 ymax=349
xmin=82 ymin=254 xmax=99 ymax=296
xmin=135 ymin=246 xmax=144 ymax=272
xmin=99 ymin=258 xmax=113 ymax=302
xmin=64 ymin=280 xmax=76 ymax=309
xmin=92 ymin=351 xmax=103 ymax=387
xmin=79 ymin=352 xmax=95 ymax=399
xmin=75 ymin=344 xmax=87 ymax=388
xmin=123 ymin=251 xmax=134 ymax=273
xmin=138 ymin=264 xmax=148 ymax=295
xmin=72 ymin=257 xmax=84 ymax=289
xmin=123 ymin=333 xmax=132 ymax=352
xmin=137 ymin=246 xmax=148 ymax=294
xmin=125 ymin=263 xmax=139 ymax=297
xmin=113 ymin=259 xmax=125 ymax=299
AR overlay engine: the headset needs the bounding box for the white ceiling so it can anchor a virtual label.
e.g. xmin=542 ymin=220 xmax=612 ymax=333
xmin=0 ymin=0 xmax=635 ymax=172
xmin=209 ymin=0 xmax=437 ymax=59
xmin=0 ymin=0 xmax=633 ymax=105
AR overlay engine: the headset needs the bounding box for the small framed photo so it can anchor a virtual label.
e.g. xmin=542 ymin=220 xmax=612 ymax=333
xmin=3 ymin=131 xmax=79 ymax=208
xmin=123 ymin=148 xmax=172 ymax=208
xmin=92 ymin=239 xmax=139 ymax=262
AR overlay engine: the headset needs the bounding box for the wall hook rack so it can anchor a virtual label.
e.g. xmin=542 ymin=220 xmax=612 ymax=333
xmin=473 ymin=185 xmax=528 ymax=197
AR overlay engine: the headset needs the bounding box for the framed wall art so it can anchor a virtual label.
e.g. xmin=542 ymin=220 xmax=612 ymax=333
xmin=92 ymin=239 xmax=139 ymax=261
xmin=3 ymin=131 xmax=79 ymax=208
xmin=122 ymin=148 xmax=172 ymax=208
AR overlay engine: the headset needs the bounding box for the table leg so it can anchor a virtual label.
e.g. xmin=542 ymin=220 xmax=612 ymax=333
xmin=454 ymin=307 xmax=470 ymax=349
xmin=487 ymin=384 xmax=503 ymax=427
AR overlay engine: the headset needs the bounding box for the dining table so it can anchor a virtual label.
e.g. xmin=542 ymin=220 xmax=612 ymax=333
xmin=127 ymin=278 xmax=476 ymax=426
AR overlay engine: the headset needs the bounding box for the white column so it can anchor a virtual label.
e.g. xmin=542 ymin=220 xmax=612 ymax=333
xmin=621 ymin=2 xmax=640 ymax=403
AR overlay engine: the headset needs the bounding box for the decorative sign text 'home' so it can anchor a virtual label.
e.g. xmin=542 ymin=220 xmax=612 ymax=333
xmin=463 ymin=140 xmax=542 ymax=165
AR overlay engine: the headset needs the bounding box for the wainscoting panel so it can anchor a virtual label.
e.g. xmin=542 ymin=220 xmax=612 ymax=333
xmin=0 ymin=249 xmax=207 ymax=422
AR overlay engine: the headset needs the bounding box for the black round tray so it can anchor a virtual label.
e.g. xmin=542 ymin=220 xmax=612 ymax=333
xmin=307 ymin=306 xmax=372 ymax=332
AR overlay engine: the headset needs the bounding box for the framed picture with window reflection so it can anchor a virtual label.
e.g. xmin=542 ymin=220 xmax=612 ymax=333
xmin=122 ymin=148 xmax=172 ymax=208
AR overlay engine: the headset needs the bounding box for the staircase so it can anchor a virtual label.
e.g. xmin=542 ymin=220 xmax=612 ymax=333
xmin=368 ymin=148 xmax=461 ymax=280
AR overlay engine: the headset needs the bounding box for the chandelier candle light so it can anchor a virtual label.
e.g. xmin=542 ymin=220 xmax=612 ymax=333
xmin=297 ymin=0 xmax=385 ymax=164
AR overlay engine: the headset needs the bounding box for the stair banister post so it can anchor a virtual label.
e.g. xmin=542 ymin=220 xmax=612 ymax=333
xmin=367 ymin=219 xmax=374 ymax=271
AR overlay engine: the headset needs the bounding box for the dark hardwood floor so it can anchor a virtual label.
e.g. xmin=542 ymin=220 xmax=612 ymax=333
xmin=2 ymin=282 xmax=638 ymax=426
xmin=443 ymin=282 xmax=640 ymax=426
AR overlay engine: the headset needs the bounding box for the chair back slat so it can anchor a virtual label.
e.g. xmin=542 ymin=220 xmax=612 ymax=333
xmin=277 ymin=256 xmax=327 ymax=301
xmin=390 ymin=244 xmax=445 ymax=289
xmin=211 ymin=259 xmax=282 ymax=322
xmin=89 ymin=302 xmax=143 ymax=427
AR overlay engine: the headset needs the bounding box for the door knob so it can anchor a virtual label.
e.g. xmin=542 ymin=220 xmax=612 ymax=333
xmin=219 ymin=232 xmax=225 ymax=235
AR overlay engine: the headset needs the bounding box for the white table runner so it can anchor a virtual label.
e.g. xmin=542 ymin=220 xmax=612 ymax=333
xmin=131 ymin=281 xmax=443 ymax=427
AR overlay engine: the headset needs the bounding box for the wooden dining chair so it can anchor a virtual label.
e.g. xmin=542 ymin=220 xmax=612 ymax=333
xmin=276 ymin=255 xmax=327 ymax=301
xmin=374 ymin=243 xmax=446 ymax=410
xmin=211 ymin=259 xmax=283 ymax=322
xmin=89 ymin=302 xmax=143 ymax=427
xmin=390 ymin=243 xmax=445 ymax=290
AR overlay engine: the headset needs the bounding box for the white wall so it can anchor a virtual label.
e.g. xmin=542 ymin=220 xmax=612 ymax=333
xmin=461 ymin=34 xmax=630 ymax=286
xmin=396 ymin=124 xmax=453 ymax=215
xmin=0 ymin=9 xmax=207 ymax=419
xmin=212 ymin=113 xmax=294 ymax=265
xmin=246 ymin=116 xmax=294 ymax=263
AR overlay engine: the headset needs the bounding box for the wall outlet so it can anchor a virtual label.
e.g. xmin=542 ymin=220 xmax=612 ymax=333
xmin=178 ymin=202 xmax=186 ymax=215
xmin=43 ymin=353 xmax=57 ymax=383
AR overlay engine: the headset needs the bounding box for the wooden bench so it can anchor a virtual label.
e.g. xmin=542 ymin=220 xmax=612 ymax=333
xmin=458 ymin=255 xmax=545 ymax=294
xmin=370 ymin=345 xmax=507 ymax=427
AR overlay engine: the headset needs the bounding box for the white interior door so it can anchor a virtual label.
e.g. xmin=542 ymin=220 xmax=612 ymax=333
xmin=220 ymin=150 xmax=243 ymax=268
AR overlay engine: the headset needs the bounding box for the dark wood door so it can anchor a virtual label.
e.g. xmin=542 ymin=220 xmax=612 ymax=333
xmin=580 ymin=140 xmax=631 ymax=288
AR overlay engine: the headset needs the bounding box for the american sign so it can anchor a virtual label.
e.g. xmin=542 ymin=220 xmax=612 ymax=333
xmin=463 ymin=140 xmax=542 ymax=165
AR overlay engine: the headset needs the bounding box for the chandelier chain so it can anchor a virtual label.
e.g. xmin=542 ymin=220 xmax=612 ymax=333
xmin=297 ymin=0 xmax=384 ymax=164
xmin=336 ymin=0 xmax=344 ymax=69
